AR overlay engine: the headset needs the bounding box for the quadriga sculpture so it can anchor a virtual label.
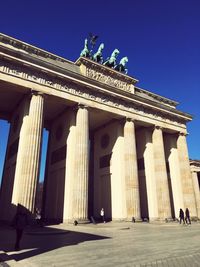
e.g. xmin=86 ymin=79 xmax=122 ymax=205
xmin=103 ymin=49 xmax=120 ymax=68
xmin=80 ymin=38 xmax=90 ymax=58
xmin=92 ymin=43 xmax=104 ymax=64
xmin=114 ymin=56 xmax=128 ymax=74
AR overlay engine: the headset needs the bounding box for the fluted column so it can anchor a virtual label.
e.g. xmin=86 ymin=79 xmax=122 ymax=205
xmin=63 ymin=111 xmax=76 ymax=222
xmin=177 ymin=133 xmax=197 ymax=216
xmin=12 ymin=92 xmax=44 ymax=213
xmin=143 ymin=129 xmax=158 ymax=220
xmin=191 ymin=171 xmax=200 ymax=218
xmin=166 ymin=134 xmax=184 ymax=219
xmin=124 ymin=118 xmax=141 ymax=220
xmin=73 ymin=104 xmax=89 ymax=222
xmin=153 ymin=126 xmax=171 ymax=219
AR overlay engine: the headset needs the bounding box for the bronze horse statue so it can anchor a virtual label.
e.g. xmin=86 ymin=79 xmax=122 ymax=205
xmin=92 ymin=43 xmax=104 ymax=64
xmin=80 ymin=38 xmax=90 ymax=58
xmin=114 ymin=56 xmax=128 ymax=74
xmin=103 ymin=49 xmax=120 ymax=68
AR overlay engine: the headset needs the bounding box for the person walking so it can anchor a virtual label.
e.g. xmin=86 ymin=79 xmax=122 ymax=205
xmin=179 ymin=208 xmax=185 ymax=225
xmin=185 ymin=208 xmax=191 ymax=225
xmin=100 ymin=208 xmax=106 ymax=223
xmin=12 ymin=205 xmax=29 ymax=251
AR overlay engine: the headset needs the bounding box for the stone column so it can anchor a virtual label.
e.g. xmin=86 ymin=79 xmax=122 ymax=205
xmin=166 ymin=134 xmax=184 ymax=219
xmin=177 ymin=133 xmax=197 ymax=217
xmin=12 ymin=92 xmax=44 ymax=213
xmin=152 ymin=126 xmax=171 ymax=219
xmin=191 ymin=171 xmax=200 ymax=218
xmin=110 ymin=122 xmax=126 ymax=220
xmin=143 ymin=129 xmax=158 ymax=221
xmin=63 ymin=110 xmax=76 ymax=222
xmin=73 ymin=104 xmax=89 ymax=222
xmin=124 ymin=118 xmax=141 ymax=221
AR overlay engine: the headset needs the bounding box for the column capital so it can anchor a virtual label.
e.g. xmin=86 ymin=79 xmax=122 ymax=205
xmin=31 ymin=90 xmax=45 ymax=97
xmin=126 ymin=117 xmax=135 ymax=123
xmin=154 ymin=125 xmax=163 ymax=130
xmin=78 ymin=103 xmax=88 ymax=109
xmin=179 ymin=132 xmax=188 ymax=137
xmin=120 ymin=117 xmax=135 ymax=125
xmin=72 ymin=103 xmax=89 ymax=113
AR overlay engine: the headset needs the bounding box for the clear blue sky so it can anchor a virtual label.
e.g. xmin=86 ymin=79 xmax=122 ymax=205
xmin=0 ymin=0 xmax=200 ymax=182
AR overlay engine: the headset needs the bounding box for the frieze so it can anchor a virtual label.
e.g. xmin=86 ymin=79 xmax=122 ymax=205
xmin=0 ymin=59 xmax=186 ymax=128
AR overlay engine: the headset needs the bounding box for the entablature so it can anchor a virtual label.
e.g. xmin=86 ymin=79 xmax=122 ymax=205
xmin=0 ymin=33 xmax=191 ymax=117
xmin=190 ymin=160 xmax=200 ymax=172
xmin=0 ymin=52 xmax=192 ymax=128
xmin=0 ymin=33 xmax=193 ymax=133
xmin=135 ymin=87 xmax=178 ymax=109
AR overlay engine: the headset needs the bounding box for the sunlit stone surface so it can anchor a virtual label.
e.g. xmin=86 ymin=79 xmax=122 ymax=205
xmin=0 ymin=33 xmax=199 ymax=223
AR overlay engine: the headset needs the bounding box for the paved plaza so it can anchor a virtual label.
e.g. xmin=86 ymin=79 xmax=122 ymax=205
xmin=0 ymin=221 xmax=200 ymax=266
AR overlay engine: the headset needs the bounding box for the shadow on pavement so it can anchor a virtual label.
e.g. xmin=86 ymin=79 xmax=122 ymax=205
xmin=0 ymin=225 xmax=110 ymax=262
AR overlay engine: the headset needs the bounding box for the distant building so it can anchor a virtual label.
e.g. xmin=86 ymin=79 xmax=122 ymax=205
xmin=0 ymin=33 xmax=199 ymax=223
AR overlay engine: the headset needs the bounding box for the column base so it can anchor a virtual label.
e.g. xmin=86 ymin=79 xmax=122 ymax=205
xmin=111 ymin=218 xmax=127 ymax=222
xmin=149 ymin=217 xmax=174 ymax=223
xmin=75 ymin=219 xmax=90 ymax=224
xmin=63 ymin=218 xmax=90 ymax=224
xmin=126 ymin=216 xmax=142 ymax=222
xmin=190 ymin=216 xmax=199 ymax=222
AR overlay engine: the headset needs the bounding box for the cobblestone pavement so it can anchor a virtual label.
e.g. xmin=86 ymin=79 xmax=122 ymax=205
xmin=0 ymin=221 xmax=200 ymax=266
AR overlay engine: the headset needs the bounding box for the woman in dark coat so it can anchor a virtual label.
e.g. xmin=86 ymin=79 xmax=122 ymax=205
xmin=185 ymin=208 xmax=191 ymax=225
xmin=179 ymin=208 xmax=185 ymax=224
xmin=12 ymin=205 xmax=28 ymax=250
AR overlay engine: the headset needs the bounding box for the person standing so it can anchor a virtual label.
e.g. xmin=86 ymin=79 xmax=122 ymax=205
xmin=185 ymin=208 xmax=191 ymax=225
xmin=100 ymin=208 xmax=106 ymax=223
xmin=179 ymin=208 xmax=185 ymax=225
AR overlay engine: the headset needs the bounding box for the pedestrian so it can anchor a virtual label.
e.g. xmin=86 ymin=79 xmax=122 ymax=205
xmin=12 ymin=205 xmax=29 ymax=251
xmin=35 ymin=208 xmax=41 ymax=224
xmin=179 ymin=208 xmax=185 ymax=225
xmin=100 ymin=208 xmax=106 ymax=223
xmin=35 ymin=208 xmax=44 ymax=227
xmin=185 ymin=208 xmax=191 ymax=225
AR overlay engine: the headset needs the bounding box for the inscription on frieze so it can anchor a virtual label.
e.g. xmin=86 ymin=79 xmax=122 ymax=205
xmin=86 ymin=67 xmax=132 ymax=92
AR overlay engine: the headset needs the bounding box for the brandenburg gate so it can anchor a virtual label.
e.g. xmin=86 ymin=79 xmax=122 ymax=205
xmin=0 ymin=33 xmax=199 ymax=223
